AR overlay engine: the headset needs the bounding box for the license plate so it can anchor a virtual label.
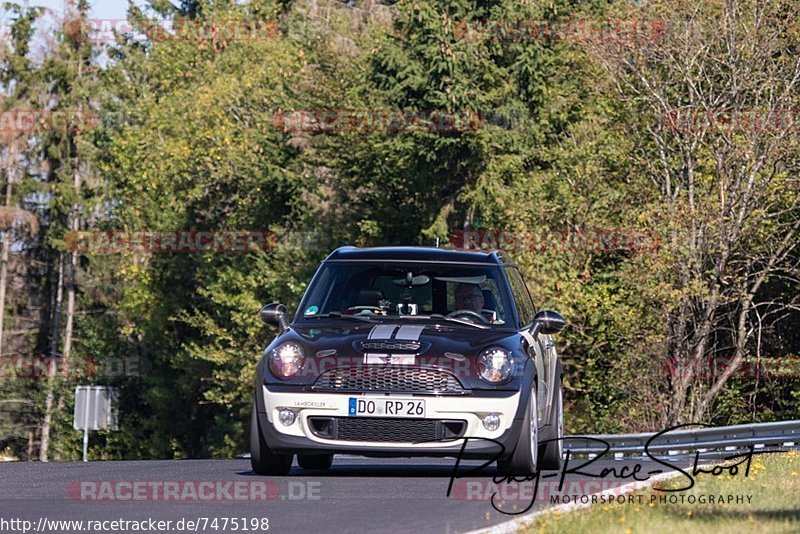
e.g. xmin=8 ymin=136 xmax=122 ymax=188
xmin=348 ymin=397 xmax=425 ymax=418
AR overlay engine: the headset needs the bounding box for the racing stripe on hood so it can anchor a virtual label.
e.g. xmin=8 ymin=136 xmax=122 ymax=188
xmin=394 ymin=325 xmax=426 ymax=341
xmin=365 ymin=324 xmax=395 ymax=364
xmin=391 ymin=325 xmax=423 ymax=363
xmin=367 ymin=324 xmax=398 ymax=340
xmin=364 ymin=324 xmax=419 ymax=364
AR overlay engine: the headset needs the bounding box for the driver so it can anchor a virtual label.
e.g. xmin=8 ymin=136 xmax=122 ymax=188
xmin=454 ymin=283 xmax=485 ymax=314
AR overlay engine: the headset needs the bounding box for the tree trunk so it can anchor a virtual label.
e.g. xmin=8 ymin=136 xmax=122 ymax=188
xmin=64 ymin=52 xmax=83 ymax=363
xmin=39 ymin=254 xmax=64 ymax=462
xmin=0 ymin=180 xmax=12 ymax=357
xmin=64 ymin=168 xmax=80 ymax=360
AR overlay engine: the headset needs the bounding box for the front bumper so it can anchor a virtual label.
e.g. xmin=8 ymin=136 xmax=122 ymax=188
xmin=255 ymin=386 xmax=528 ymax=459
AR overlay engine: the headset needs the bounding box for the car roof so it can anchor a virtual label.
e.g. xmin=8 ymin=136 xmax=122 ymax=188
xmin=324 ymin=246 xmax=515 ymax=266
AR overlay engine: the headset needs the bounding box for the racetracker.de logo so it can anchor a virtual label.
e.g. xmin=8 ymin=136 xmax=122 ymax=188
xmin=287 ymin=355 xmax=527 ymax=379
xmin=270 ymin=110 xmax=483 ymax=133
xmin=0 ymin=354 xmax=92 ymax=380
xmin=662 ymin=108 xmax=800 ymax=133
xmin=450 ymin=229 xmax=661 ymax=254
xmin=664 ymin=354 xmax=800 ymax=380
xmin=453 ymin=479 xmax=633 ymax=503
xmin=65 ymin=230 xmax=274 ymax=255
xmin=0 ymin=355 xmax=145 ymax=380
xmin=68 ymin=481 xmax=280 ymax=502
xmin=67 ymin=480 xmax=321 ymax=502
xmin=84 ymin=19 xmax=280 ymax=43
xmin=0 ymin=109 xmax=99 ymax=133
xmin=453 ymin=17 xmax=666 ymax=43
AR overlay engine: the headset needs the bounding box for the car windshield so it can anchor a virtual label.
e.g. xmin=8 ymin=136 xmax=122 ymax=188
xmin=296 ymin=262 xmax=513 ymax=326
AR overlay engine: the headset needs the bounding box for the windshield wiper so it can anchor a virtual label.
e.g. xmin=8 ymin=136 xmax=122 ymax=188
xmin=428 ymin=314 xmax=490 ymax=329
xmin=303 ymin=312 xmax=377 ymax=323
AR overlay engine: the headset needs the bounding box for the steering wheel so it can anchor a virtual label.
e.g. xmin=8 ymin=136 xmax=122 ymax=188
xmin=446 ymin=310 xmax=491 ymax=324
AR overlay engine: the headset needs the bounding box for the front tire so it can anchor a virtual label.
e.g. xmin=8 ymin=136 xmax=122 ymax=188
xmin=497 ymin=386 xmax=538 ymax=476
xmin=250 ymin=402 xmax=293 ymax=476
xmin=539 ymin=384 xmax=563 ymax=470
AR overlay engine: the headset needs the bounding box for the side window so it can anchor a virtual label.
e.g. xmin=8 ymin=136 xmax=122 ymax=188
xmin=505 ymin=267 xmax=535 ymax=328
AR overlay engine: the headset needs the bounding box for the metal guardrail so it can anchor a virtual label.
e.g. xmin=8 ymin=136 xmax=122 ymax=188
xmin=565 ymin=420 xmax=800 ymax=458
xmin=239 ymin=420 xmax=800 ymax=460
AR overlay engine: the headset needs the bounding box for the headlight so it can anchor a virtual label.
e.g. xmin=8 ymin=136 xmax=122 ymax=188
xmin=269 ymin=342 xmax=306 ymax=378
xmin=478 ymin=347 xmax=514 ymax=384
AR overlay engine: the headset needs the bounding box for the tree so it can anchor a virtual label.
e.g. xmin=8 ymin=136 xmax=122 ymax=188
xmin=0 ymin=2 xmax=46 ymax=460
xmin=590 ymin=0 xmax=800 ymax=423
xmin=91 ymin=0 xmax=317 ymax=457
xmin=29 ymin=0 xmax=101 ymax=461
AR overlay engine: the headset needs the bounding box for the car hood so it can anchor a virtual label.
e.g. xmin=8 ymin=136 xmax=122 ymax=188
xmin=299 ymin=322 xmax=512 ymax=351
xmin=261 ymin=322 xmax=527 ymax=387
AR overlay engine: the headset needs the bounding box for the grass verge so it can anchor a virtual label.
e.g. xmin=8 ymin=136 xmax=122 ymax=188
xmin=524 ymin=450 xmax=800 ymax=534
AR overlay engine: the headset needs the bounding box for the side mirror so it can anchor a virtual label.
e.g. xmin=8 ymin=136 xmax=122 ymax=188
xmin=260 ymin=303 xmax=290 ymax=331
xmin=531 ymin=310 xmax=565 ymax=336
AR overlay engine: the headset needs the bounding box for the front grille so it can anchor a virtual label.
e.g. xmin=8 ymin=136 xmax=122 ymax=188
xmin=308 ymin=417 xmax=466 ymax=443
xmin=339 ymin=418 xmax=437 ymax=442
xmin=312 ymin=367 xmax=464 ymax=394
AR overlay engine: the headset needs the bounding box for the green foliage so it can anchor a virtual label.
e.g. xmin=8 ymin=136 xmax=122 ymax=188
xmin=1 ymin=0 xmax=797 ymax=460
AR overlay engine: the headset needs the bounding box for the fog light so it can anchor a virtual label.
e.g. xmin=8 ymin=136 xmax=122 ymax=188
xmin=278 ymin=409 xmax=296 ymax=426
xmin=482 ymin=413 xmax=501 ymax=431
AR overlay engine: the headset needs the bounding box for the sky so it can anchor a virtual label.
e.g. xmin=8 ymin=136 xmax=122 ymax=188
xmin=32 ymin=1 xmax=132 ymax=21
xmin=0 ymin=1 xmax=146 ymax=64
xmin=0 ymin=1 xmax=136 ymax=45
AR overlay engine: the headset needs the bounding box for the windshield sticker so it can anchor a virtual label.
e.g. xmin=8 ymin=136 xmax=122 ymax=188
xmin=305 ymin=306 xmax=319 ymax=316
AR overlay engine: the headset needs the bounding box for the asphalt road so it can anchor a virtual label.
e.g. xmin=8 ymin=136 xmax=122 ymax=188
xmin=0 ymin=456 xmax=690 ymax=534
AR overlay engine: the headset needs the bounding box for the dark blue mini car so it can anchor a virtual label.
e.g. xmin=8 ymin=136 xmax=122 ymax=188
xmin=251 ymin=246 xmax=565 ymax=475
